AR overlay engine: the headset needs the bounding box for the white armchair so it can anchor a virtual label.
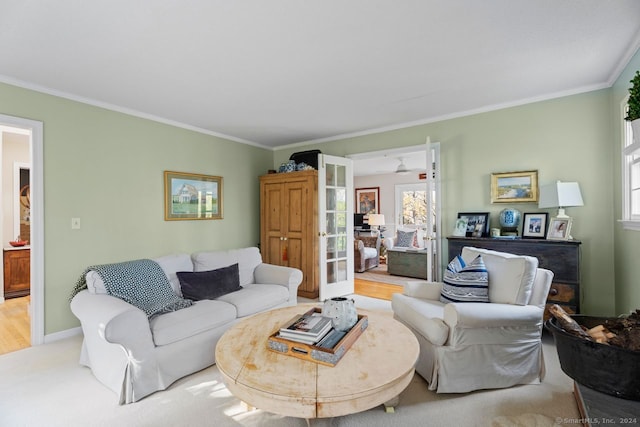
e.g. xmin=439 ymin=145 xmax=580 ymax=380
xmin=391 ymin=246 xmax=553 ymax=393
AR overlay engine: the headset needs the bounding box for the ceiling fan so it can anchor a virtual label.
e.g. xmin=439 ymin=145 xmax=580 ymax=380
xmin=395 ymin=157 xmax=410 ymax=175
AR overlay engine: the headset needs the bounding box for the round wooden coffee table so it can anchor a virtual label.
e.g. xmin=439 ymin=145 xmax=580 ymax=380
xmin=215 ymin=304 xmax=419 ymax=419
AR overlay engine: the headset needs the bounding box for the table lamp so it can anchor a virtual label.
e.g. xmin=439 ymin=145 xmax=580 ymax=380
xmin=538 ymin=181 xmax=584 ymax=218
xmin=367 ymin=214 xmax=386 ymax=237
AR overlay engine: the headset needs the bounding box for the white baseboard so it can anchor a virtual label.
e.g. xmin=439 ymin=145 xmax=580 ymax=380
xmin=43 ymin=326 xmax=82 ymax=344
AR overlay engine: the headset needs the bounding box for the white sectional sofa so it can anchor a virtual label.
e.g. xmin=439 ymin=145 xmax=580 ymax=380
xmin=70 ymin=247 xmax=302 ymax=404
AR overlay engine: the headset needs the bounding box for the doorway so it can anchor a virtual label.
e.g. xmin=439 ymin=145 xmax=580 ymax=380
xmin=0 ymin=114 xmax=44 ymax=352
xmin=348 ymin=142 xmax=442 ymax=284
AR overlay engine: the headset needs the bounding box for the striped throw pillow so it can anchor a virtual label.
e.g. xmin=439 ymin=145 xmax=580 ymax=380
xmin=440 ymin=255 xmax=489 ymax=303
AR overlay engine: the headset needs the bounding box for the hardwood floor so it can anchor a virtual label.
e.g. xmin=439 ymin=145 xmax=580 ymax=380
xmin=0 ymin=296 xmax=30 ymax=355
xmin=354 ymin=278 xmax=403 ymax=301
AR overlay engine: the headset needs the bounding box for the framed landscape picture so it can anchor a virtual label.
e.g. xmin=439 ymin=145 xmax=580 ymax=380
xmin=355 ymin=187 xmax=379 ymax=214
xmin=490 ymin=170 xmax=538 ymax=203
xmin=164 ymin=171 xmax=223 ymax=220
xmin=522 ymin=212 xmax=548 ymax=239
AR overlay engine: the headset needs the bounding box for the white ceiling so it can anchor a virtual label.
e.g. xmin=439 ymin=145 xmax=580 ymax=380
xmin=1 ymin=1 xmax=639 ymax=151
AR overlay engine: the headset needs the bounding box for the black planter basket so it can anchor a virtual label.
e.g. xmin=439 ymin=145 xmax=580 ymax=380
xmin=545 ymin=315 xmax=640 ymax=401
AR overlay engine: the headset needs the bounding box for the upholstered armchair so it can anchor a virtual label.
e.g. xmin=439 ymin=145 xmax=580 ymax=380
xmin=391 ymin=246 xmax=553 ymax=393
xmin=354 ymin=235 xmax=381 ymax=272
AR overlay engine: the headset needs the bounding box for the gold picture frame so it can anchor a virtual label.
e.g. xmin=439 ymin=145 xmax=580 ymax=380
xmin=164 ymin=171 xmax=223 ymax=220
xmin=490 ymin=170 xmax=538 ymax=203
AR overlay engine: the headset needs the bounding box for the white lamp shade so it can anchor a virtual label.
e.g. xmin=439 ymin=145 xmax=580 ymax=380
xmin=367 ymin=214 xmax=385 ymax=226
xmin=538 ymin=181 xmax=584 ymax=209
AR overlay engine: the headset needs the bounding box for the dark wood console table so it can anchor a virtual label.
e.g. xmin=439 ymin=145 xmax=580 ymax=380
xmin=447 ymin=237 xmax=581 ymax=320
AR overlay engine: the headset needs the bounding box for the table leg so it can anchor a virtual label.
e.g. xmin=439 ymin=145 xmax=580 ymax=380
xmin=241 ymin=401 xmax=256 ymax=412
xmin=383 ymin=395 xmax=399 ymax=413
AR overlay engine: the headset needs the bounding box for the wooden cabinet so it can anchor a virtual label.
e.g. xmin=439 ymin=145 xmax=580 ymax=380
xmin=260 ymin=171 xmax=319 ymax=298
xmin=3 ymin=247 xmax=30 ymax=298
xmin=447 ymin=237 xmax=581 ymax=320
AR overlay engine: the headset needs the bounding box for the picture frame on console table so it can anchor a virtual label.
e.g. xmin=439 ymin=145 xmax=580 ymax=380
xmin=522 ymin=212 xmax=548 ymax=239
xmin=456 ymin=212 xmax=490 ymax=237
xmin=546 ymin=217 xmax=572 ymax=241
xmin=490 ymin=170 xmax=538 ymax=203
xmin=164 ymin=171 xmax=223 ymax=221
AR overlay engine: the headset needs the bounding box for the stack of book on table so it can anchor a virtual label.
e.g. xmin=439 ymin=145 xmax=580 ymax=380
xmin=278 ymin=311 xmax=346 ymax=348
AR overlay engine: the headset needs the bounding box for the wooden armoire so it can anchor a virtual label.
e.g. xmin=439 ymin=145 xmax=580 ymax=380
xmin=260 ymin=170 xmax=319 ymax=298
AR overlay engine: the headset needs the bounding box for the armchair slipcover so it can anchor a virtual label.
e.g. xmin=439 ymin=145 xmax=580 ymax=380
xmin=391 ymin=246 xmax=553 ymax=393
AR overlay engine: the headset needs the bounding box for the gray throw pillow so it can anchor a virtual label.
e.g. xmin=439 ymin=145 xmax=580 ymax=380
xmin=395 ymin=229 xmax=416 ymax=247
xmin=177 ymin=263 xmax=241 ymax=301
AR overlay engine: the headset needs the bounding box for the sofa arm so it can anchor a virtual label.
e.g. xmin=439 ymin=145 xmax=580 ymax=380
xmin=403 ymin=280 xmax=443 ymax=300
xmin=443 ymin=302 xmax=543 ymax=329
xmin=383 ymin=238 xmax=395 ymax=250
xmin=254 ymin=263 xmax=303 ymax=301
xmin=71 ymin=290 xmax=155 ymax=351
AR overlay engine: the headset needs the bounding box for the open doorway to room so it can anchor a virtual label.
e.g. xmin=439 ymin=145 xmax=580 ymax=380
xmin=0 ymin=116 xmax=44 ymax=354
xmin=348 ymin=143 xmax=441 ymax=300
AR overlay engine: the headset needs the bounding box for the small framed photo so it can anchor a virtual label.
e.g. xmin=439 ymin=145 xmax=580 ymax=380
xmin=490 ymin=170 xmax=538 ymax=203
xmin=164 ymin=171 xmax=223 ymax=220
xmin=452 ymin=217 xmax=468 ymax=236
xmin=356 ymin=187 xmax=379 ymax=214
xmin=546 ymin=217 xmax=572 ymax=241
xmin=457 ymin=212 xmax=490 ymax=237
xmin=522 ymin=212 xmax=548 ymax=239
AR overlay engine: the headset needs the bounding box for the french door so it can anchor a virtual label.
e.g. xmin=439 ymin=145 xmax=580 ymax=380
xmin=318 ymin=154 xmax=354 ymax=300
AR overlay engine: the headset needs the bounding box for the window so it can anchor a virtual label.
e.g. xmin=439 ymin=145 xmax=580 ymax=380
xmin=396 ymin=183 xmax=428 ymax=227
xmin=621 ymin=100 xmax=640 ymax=230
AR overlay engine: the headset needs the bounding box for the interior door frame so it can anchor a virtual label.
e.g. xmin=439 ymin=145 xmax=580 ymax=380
xmin=0 ymin=114 xmax=44 ymax=346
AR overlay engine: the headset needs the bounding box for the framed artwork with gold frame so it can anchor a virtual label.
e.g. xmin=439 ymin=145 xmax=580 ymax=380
xmin=490 ymin=170 xmax=538 ymax=203
xmin=164 ymin=171 xmax=223 ymax=220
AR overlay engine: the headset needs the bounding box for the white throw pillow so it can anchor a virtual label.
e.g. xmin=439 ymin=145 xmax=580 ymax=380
xmin=153 ymin=253 xmax=193 ymax=296
xmin=191 ymin=247 xmax=262 ymax=286
xmin=461 ymin=247 xmax=537 ymax=305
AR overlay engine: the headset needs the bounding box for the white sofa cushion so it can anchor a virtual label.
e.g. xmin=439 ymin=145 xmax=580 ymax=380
xmin=217 ymin=284 xmax=289 ymax=317
xmin=461 ymin=247 xmax=537 ymax=305
xmin=149 ymin=299 xmax=237 ymax=346
xmin=363 ymin=247 xmax=377 ymax=260
xmin=192 ymin=247 xmax=262 ymax=286
xmin=391 ymin=293 xmax=449 ymax=346
xmin=153 ymin=253 xmax=193 ymax=296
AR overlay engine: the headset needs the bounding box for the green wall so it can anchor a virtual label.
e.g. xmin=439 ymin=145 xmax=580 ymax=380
xmin=3 ymin=48 xmax=639 ymax=335
xmin=276 ymin=90 xmax=617 ymax=315
xmin=612 ymin=49 xmax=640 ymax=315
xmin=0 ymin=82 xmax=273 ymax=334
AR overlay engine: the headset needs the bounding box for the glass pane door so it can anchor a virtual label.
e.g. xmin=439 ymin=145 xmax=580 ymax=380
xmin=318 ymin=154 xmax=353 ymax=301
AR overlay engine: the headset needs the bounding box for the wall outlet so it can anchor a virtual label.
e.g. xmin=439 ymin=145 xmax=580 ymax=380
xmin=71 ymin=218 xmax=81 ymax=229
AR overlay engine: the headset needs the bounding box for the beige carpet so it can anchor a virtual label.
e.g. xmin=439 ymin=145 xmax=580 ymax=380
xmin=0 ymin=295 xmax=581 ymax=427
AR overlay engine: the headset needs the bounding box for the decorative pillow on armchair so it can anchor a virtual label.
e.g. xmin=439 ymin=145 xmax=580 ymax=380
xmin=177 ymin=263 xmax=241 ymax=301
xmin=440 ymin=255 xmax=489 ymax=303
